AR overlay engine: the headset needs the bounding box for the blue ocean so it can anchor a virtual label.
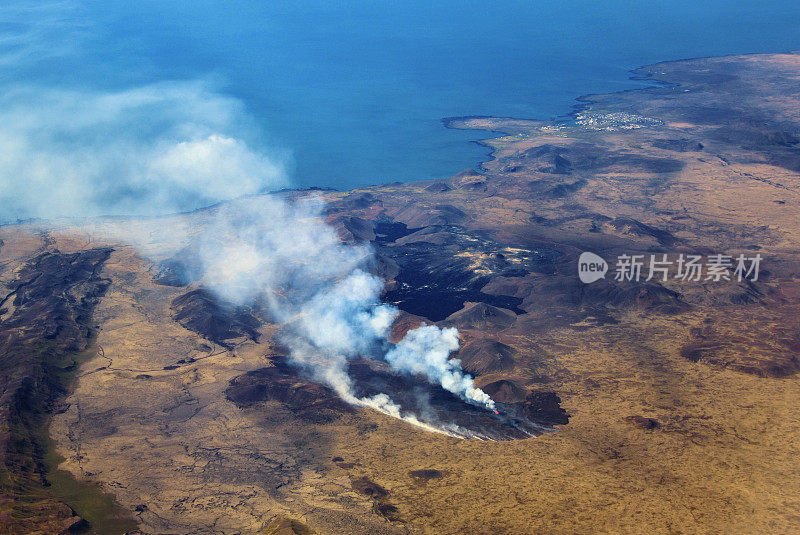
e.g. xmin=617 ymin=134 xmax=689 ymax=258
xmin=4 ymin=0 xmax=800 ymax=196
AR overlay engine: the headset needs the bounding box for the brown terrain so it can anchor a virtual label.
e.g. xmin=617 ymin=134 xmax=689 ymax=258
xmin=2 ymin=52 xmax=800 ymax=533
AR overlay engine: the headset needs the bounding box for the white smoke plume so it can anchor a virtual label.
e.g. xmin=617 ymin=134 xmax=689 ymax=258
xmin=198 ymin=195 xmax=394 ymax=392
xmin=385 ymin=325 xmax=496 ymax=411
xmin=192 ymin=195 xmax=497 ymax=427
xmin=0 ymin=83 xmax=290 ymax=222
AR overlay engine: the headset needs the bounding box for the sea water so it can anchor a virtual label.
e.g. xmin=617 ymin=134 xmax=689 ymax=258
xmin=4 ymin=0 xmax=800 ymax=191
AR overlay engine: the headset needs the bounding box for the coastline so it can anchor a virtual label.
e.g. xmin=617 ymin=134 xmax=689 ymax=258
xmin=439 ymin=50 xmax=800 ymax=181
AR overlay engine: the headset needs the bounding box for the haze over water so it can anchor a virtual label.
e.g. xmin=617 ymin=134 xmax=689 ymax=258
xmin=3 ymin=0 xmax=800 ymax=199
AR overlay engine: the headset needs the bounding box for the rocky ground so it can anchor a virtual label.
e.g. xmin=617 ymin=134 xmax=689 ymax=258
xmin=1 ymin=52 xmax=799 ymax=533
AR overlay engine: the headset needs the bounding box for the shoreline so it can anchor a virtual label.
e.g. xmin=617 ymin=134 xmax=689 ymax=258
xmin=440 ymin=50 xmax=800 ymax=179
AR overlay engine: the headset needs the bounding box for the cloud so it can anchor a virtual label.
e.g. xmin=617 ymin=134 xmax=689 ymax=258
xmin=0 ymin=1 xmax=87 ymax=68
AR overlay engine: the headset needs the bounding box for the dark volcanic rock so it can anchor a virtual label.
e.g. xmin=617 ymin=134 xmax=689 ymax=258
xmin=520 ymin=392 xmax=569 ymax=426
xmin=625 ymin=415 xmax=661 ymax=430
xmin=225 ymin=357 xmax=353 ymax=423
xmin=521 ymin=142 xmax=684 ymax=176
xmin=0 ymin=248 xmax=112 ymax=419
xmin=372 ymin=502 xmax=401 ymax=522
xmin=373 ymin=220 xmax=416 ymax=245
xmin=425 ymin=181 xmax=452 ymax=193
xmin=0 ymin=248 xmax=114 ymax=531
xmin=651 ymin=138 xmax=704 ymax=152
xmin=335 ymin=216 xmax=376 ymax=243
xmin=152 ymin=245 xmax=203 ymax=287
xmin=441 ymin=303 xmax=517 ymax=331
xmin=380 ymin=226 xmax=557 ymax=320
xmin=351 ymin=476 xmax=389 ymax=500
xmin=1 ymin=249 xmax=112 ymax=352
xmin=370 ymin=252 xmax=400 ymax=283
xmin=324 ymin=192 xmax=378 ymax=213
xmin=680 ymin=323 xmax=800 ymax=378
xmin=480 ymin=379 xmax=527 ymax=403
xmin=608 ymin=218 xmax=679 ymax=246
xmin=455 ymin=339 xmax=518 ymax=375
xmin=393 ymin=203 xmax=468 ymax=228
xmin=228 ymin=353 xmax=567 ymax=439
xmin=350 ymin=476 xmax=401 ymax=522
xmin=382 ymin=254 xmax=519 ymax=319
xmin=347 ymin=359 xmax=563 ymax=439
xmin=171 ymin=289 xmax=261 ymax=348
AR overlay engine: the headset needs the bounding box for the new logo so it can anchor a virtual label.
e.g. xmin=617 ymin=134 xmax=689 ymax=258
xmin=578 ymin=251 xmax=608 ymax=284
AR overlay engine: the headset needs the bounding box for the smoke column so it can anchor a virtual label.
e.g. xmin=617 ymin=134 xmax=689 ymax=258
xmin=193 ymin=194 xmax=496 ymax=429
xmin=385 ymin=325 xmax=495 ymax=410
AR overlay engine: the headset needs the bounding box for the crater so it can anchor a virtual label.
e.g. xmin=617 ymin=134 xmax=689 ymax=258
xmin=226 ymin=356 xmax=568 ymax=440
